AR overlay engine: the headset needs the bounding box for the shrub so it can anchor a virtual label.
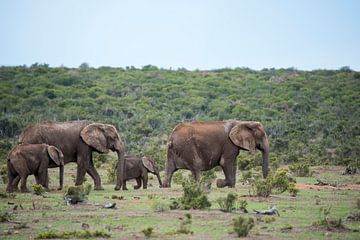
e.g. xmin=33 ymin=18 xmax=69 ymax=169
xmin=180 ymin=178 xmax=211 ymax=210
xmin=237 ymin=200 xmax=248 ymax=213
xmin=35 ymin=230 xmax=110 ymax=239
xmin=142 ymin=227 xmax=153 ymax=238
xmin=201 ymin=169 xmax=217 ymax=189
xmin=313 ymin=207 xmax=345 ymax=230
xmin=289 ymin=163 xmax=311 ymax=177
xmin=272 ymin=168 xmax=296 ymax=193
xmin=0 ymin=164 xmax=7 ymax=184
xmin=238 ymin=155 xmax=252 ymax=170
xmin=217 ymin=193 xmax=238 ymax=212
xmin=0 ymin=211 xmax=12 ymax=222
xmin=233 ymin=216 xmax=255 ymax=237
xmin=169 ymin=198 xmax=181 ymax=210
xmin=64 ymin=184 xmax=92 ymax=204
xmin=254 ymin=178 xmax=273 ymax=197
xmin=288 ymin=183 xmax=299 ymax=197
xmin=177 ymin=213 xmax=193 ymax=234
xmin=264 ymin=216 xmax=276 ymax=223
xmin=32 ymin=184 xmax=46 ymax=196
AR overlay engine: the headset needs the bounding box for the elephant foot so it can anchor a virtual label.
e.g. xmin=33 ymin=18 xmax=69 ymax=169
xmin=161 ymin=183 xmax=170 ymax=188
xmin=133 ymin=185 xmax=141 ymax=190
xmin=94 ymin=185 xmax=104 ymax=191
xmin=21 ymin=188 xmax=30 ymax=193
xmin=57 ymin=186 xmax=63 ymax=191
xmin=216 ymin=179 xmax=226 ymax=188
xmin=122 ymin=187 xmax=128 ymax=191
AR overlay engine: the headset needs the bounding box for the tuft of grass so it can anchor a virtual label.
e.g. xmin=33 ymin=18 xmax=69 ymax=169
xmin=35 ymin=230 xmax=111 ymax=239
xmin=142 ymin=227 xmax=154 ymax=238
xmin=64 ymin=184 xmax=92 ymax=204
xmin=179 ymin=177 xmax=211 ymax=210
xmin=0 ymin=211 xmax=12 ymax=222
xmin=289 ymin=163 xmax=311 ymax=177
xmin=217 ymin=193 xmax=238 ymax=212
xmin=264 ymin=216 xmax=276 ymax=223
xmin=312 ymin=207 xmax=346 ymax=231
xmin=233 ymin=216 xmax=255 ymax=237
xmin=177 ymin=213 xmax=193 ymax=234
xmin=33 ymin=184 xmax=46 ymax=196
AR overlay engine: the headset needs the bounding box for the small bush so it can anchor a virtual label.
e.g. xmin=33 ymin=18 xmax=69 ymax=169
xmin=177 ymin=213 xmax=193 ymax=234
xmin=217 ymin=193 xmax=238 ymax=212
xmin=238 ymin=155 xmax=252 ymax=170
xmin=271 ymin=168 xmax=296 ymax=193
xmin=313 ymin=207 xmax=345 ymax=230
xmin=151 ymin=198 xmax=169 ymax=212
xmin=33 ymin=184 xmax=46 ymax=196
xmin=237 ymin=200 xmax=248 ymax=213
xmin=169 ymin=198 xmax=181 ymax=210
xmin=64 ymin=184 xmax=92 ymax=204
xmin=233 ymin=216 xmax=255 ymax=237
xmin=254 ymin=178 xmax=272 ymax=197
xmin=201 ymin=169 xmax=217 ymax=189
xmin=180 ymin=178 xmax=211 ymax=210
xmin=142 ymin=227 xmax=153 ymax=238
xmin=288 ymin=183 xmax=299 ymax=197
xmin=35 ymin=230 xmax=110 ymax=239
xmin=289 ymin=163 xmax=311 ymax=177
xmin=0 ymin=164 xmax=7 ymax=184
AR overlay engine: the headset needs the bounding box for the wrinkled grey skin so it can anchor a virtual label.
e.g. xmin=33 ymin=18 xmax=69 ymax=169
xmin=6 ymin=144 xmax=64 ymax=192
xmin=118 ymin=156 xmax=162 ymax=190
xmin=162 ymin=120 xmax=269 ymax=188
xmin=18 ymin=120 xmax=125 ymax=190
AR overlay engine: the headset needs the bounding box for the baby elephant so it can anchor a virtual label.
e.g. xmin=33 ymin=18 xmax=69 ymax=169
xmin=6 ymin=144 xmax=64 ymax=193
xmin=120 ymin=156 xmax=162 ymax=190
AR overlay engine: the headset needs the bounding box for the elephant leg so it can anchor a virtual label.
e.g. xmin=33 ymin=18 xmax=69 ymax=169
xmin=122 ymin=180 xmax=128 ymax=190
xmin=86 ymin=163 xmax=103 ymax=190
xmin=6 ymin=171 xmax=17 ymax=192
xmin=142 ymin=173 xmax=148 ymax=189
xmin=20 ymin=175 xmax=29 ymax=192
xmin=162 ymin=149 xmax=177 ymax=188
xmin=75 ymin=147 xmax=91 ymax=186
xmin=12 ymin=175 xmax=21 ymax=192
xmin=134 ymin=177 xmax=142 ymax=190
xmin=217 ymin=156 xmax=237 ymax=188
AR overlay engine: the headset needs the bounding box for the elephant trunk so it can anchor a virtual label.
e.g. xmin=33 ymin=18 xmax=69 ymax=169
xmin=261 ymin=137 xmax=269 ymax=178
xmin=58 ymin=164 xmax=64 ymax=190
xmin=116 ymin=149 xmax=125 ymax=189
xmin=156 ymin=171 xmax=162 ymax=187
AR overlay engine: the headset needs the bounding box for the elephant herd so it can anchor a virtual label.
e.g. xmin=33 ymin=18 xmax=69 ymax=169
xmin=5 ymin=120 xmax=269 ymax=193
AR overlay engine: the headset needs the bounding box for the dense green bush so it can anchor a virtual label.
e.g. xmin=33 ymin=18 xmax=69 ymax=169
xmin=179 ymin=178 xmax=211 ymax=210
xmin=217 ymin=193 xmax=238 ymax=212
xmin=233 ymin=216 xmax=255 ymax=237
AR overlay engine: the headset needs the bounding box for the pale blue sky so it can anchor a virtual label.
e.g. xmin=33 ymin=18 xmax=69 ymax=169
xmin=1 ymin=0 xmax=359 ymax=70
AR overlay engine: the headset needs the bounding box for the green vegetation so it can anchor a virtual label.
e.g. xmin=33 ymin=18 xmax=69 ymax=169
xmin=35 ymin=230 xmax=111 ymax=239
xmin=217 ymin=192 xmax=238 ymax=212
xmin=179 ymin=178 xmax=211 ymax=210
xmin=141 ymin=227 xmax=154 ymax=238
xmin=0 ymin=66 xmax=359 ymax=169
xmin=233 ymin=216 xmax=255 ymax=237
xmin=32 ymin=184 xmax=46 ymax=196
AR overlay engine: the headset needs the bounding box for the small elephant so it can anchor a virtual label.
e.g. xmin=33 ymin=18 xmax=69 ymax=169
xmin=119 ymin=156 xmax=162 ymax=190
xmin=6 ymin=143 xmax=64 ymax=193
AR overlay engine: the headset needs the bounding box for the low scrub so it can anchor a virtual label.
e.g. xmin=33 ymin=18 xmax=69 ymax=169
xmin=313 ymin=207 xmax=346 ymax=231
xmin=151 ymin=198 xmax=170 ymax=212
xmin=180 ymin=178 xmax=211 ymax=210
xmin=33 ymin=184 xmax=46 ymax=196
xmin=35 ymin=230 xmax=110 ymax=239
xmin=217 ymin=193 xmax=238 ymax=213
xmin=233 ymin=216 xmax=255 ymax=237
xmin=64 ymin=184 xmax=92 ymax=204
xmin=177 ymin=213 xmax=193 ymax=234
xmin=289 ymin=163 xmax=311 ymax=177
xmin=142 ymin=227 xmax=154 ymax=238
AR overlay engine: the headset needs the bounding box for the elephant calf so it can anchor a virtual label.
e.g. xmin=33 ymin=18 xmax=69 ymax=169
xmin=6 ymin=144 xmax=64 ymax=193
xmin=118 ymin=156 xmax=162 ymax=190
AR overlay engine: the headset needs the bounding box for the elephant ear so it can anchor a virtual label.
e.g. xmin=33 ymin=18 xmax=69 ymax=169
xmin=229 ymin=122 xmax=256 ymax=152
xmin=47 ymin=146 xmax=64 ymax=166
xmin=80 ymin=124 xmax=109 ymax=153
xmin=142 ymin=157 xmax=155 ymax=173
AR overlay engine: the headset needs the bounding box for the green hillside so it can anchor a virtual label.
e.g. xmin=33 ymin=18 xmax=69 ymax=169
xmin=1 ymin=65 xmax=359 ymax=168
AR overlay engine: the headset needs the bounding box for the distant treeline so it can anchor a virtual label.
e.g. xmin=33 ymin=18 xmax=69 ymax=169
xmin=1 ymin=64 xmax=359 ymax=168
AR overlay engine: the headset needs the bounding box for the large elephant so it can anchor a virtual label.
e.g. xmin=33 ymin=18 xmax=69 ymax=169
xmin=6 ymin=144 xmax=64 ymax=192
xmin=162 ymin=120 xmax=269 ymax=188
xmin=18 ymin=120 xmax=125 ymax=190
xmin=118 ymin=156 xmax=162 ymax=190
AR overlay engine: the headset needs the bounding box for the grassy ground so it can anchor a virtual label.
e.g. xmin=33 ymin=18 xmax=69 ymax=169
xmin=0 ymin=164 xmax=359 ymax=239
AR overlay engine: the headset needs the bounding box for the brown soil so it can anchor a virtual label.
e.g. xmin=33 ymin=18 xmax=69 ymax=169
xmin=296 ymin=183 xmax=360 ymax=191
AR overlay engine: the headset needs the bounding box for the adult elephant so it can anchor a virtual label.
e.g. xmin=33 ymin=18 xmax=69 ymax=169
xmin=18 ymin=120 xmax=125 ymax=190
xmin=162 ymin=120 xmax=269 ymax=188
